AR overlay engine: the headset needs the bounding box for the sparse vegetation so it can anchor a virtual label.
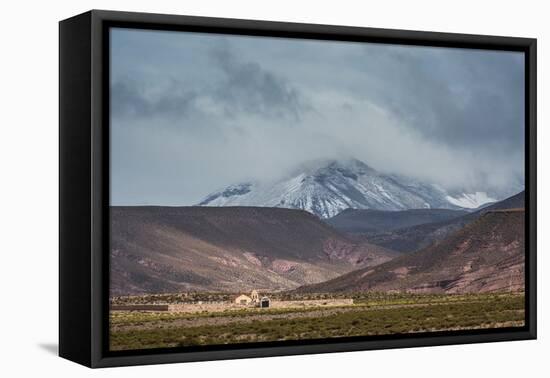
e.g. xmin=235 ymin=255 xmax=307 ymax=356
xmin=110 ymin=292 xmax=525 ymax=351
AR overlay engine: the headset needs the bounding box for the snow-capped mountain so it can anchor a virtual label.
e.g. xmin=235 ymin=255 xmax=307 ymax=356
xmin=197 ymin=159 xmax=491 ymax=218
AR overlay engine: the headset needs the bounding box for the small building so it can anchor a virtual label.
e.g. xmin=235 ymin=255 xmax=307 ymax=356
xmin=234 ymin=294 xmax=252 ymax=305
xmin=251 ymin=290 xmax=260 ymax=303
xmin=260 ymin=296 xmax=270 ymax=308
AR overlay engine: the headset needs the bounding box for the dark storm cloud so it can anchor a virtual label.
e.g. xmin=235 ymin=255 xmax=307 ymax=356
xmin=109 ymin=29 xmax=525 ymax=206
xmin=210 ymin=46 xmax=308 ymax=121
xmin=111 ymin=78 xmax=199 ymax=120
xmin=110 ymin=43 xmax=308 ymax=124
xmin=354 ymin=45 xmax=524 ymax=149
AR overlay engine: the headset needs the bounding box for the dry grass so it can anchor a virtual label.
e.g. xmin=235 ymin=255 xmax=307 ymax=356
xmin=110 ymin=292 xmax=525 ymax=351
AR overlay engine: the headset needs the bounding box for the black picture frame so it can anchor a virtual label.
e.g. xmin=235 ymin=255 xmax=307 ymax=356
xmin=59 ymin=9 xmax=537 ymax=368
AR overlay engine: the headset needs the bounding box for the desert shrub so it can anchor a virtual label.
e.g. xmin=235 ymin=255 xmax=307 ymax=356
xmin=109 ymin=293 xmax=525 ymax=351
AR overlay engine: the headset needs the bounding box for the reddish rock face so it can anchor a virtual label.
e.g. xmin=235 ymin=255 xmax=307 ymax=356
xmin=297 ymin=209 xmax=525 ymax=294
xmin=110 ymin=206 xmax=399 ymax=296
xmin=358 ymin=191 xmax=525 ymax=253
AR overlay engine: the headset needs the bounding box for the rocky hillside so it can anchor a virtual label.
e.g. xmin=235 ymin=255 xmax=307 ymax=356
xmin=110 ymin=206 xmax=398 ymax=296
xmin=364 ymin=191 xmax=525 ymax=253
xmin=326 ymin=208 xmax=468 ymax=235
xmin=296 ymin=209 xmax=525 ymax=294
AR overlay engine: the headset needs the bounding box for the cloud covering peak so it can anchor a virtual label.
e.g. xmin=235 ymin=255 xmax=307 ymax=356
xmin=110 ymin=28 xmax=524 ymax=206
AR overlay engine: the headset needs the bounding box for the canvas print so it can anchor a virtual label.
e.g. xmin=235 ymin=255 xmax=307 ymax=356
xmin=109 ymin=28 xmax=526 ymax=352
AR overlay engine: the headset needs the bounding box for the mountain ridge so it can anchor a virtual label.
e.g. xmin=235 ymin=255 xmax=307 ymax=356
xmin=197 ymin=158 xmax=492 ymax=218
xmin=110 ymin=205 xmax=399 ymax=296
xmin=295 ymin=208 xmax=525 ymax=294
xmin=326 ymin=208 xmax=469 ymax=235
xmin=363 ymin=191 xmax=525 ymax=253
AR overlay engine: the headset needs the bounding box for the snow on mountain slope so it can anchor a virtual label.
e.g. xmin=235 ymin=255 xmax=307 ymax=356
xmin=197 ymin=159 xmax=487 ymax=218
xmin=445 ymin=192 xmax=497 ymax=209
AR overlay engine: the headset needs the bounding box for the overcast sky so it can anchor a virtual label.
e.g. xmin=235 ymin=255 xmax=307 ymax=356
xmin=110 ymin=27 xmax=525 ymax=206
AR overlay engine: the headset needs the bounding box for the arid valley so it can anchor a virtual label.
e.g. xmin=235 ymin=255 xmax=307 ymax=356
xmin=110 ymin=187 xmax=525 ymax=350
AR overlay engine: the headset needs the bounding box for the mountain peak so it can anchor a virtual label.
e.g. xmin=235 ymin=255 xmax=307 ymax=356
xmin=308 ymin=158 xmax=374 ymax=173
xmin=197 ymin=158 xmax=473 ymax=218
